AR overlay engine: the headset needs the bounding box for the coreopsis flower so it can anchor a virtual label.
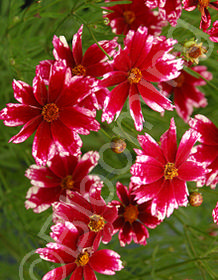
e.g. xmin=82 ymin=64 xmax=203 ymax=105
xmin=212 ymin=201 xmax=218 ymax=224
xmin=0 ymin=64 xmax=100 ymax=165
xmin=110 ymin=182 xmax=162 ymax=247
xmin=131 ymin=118 xmax=205 ymax=219
xmin=101 ymin=26 xmax=183 ymax=131
xmin=207 ymin=20 xmax=218 ymax=42
xmin=53 ymin=187 xmax=118 ymax=244
xmin=183 ymin=40 xmax=207 ymax=64
xmin=189 ymin=114 xmax=218 ymax=188
xmin=145 ymin=0 xmax=182 ymax=26
xmin=36 ymin=24 xmax=117 ymax=110
xmin=103 ymin=0 xmax=166 ymax=36
xmin=36 ymin=221 xmax=123 ymax=280
xmin=183 ymin=0 xmax=218 ymax=31
xmin=25 ymin=151 xmax=101 ymax=213
xmin=158 ymin=65 xmax=212 ymax=122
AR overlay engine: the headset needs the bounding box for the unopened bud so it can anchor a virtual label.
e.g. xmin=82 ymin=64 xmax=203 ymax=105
xmin=188 ymin=192 xmax=203 ymax=207
xmin=111 ymin=138 xmax=126 ymax=154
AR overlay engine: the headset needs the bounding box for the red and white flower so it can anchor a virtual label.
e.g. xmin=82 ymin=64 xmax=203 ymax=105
xmin=207 ymin=20 xmax=218 ymax=42
xmin=183 ymin=0 xmax=218 ymax=31
xmin=25 ymin=151 xmax=101 ymax=213
xmin=101 ymin=26 xmax=183 ymax=131
xmin=131 ymin=118 xmax=205 ymax=219
xmin=36 ymin=221 xmax=123 ymax=280
xmin=36 ymin=25 xmax=117 ymax=110
xmin=189 ymin=114 xmax=218 ymax=189
xmin=145 ymin=0 xmax=182 ymax=26
xmin=53 ymin=187 xmax=118 ymax=244
xmin=212 ymin=201 xmax=218 ymax=224
xmin=159 ymin=65 xmax=212 ymax=122
xmin=103 ymin=0 xmax=166 ymax=36
xmin=111 ymin=182 xmax=162 ymax=247
xmin=0 ymin=64 xmax=100 ymax=165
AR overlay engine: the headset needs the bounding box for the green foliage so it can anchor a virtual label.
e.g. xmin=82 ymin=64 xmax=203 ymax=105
xmin=0 ymin=1 xmax=217 ymax=280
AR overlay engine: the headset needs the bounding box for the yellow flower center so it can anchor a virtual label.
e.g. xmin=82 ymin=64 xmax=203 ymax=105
xmin=128 ymin=68 xmax=142 ymax=84
xmin=164 ymin=163 xmax=178 ymax=180
xmin=41 ymin=103 xmax=59 ymax=122
xmin=198 ymin=0 xmax=210 ymax=7
xmin=71 ymin=64 xmax=86 ymax=76
xmin=60 ymin=175 xmax=74 ymax=190
xmin=123 ymin=10 xmax=136 ymax=25
xmin=88 ymin=214 xmax=105 ymax=232
xmin=75 ymin=252 xmax=89 ymax=266
xmin=123 ymin=204 xmax=139 ymax=224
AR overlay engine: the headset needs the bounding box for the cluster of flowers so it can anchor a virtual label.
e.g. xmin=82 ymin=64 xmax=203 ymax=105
xmin=0 ymin=0 xmax=218 ymax=279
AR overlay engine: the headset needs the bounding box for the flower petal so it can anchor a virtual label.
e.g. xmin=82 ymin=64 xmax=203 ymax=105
xmin=116 ymin=182 xmax=130 ymax=206
xmin=129 ymin=84 xmax=144 ymax=131
xmin=178 ymin=161 xmax=205 ymax=181
xmin=72 ymin=25 xmax=83 ymax=65
xmin=83 ymin=265 xmax=97 ymax=280
xmin=132 ymin=221 xmax=149 ymax=245
xmin=42 ymin=263 xmax=76 ymax=280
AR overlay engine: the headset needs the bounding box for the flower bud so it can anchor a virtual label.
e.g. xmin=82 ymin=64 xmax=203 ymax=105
xmin=111 ymin=138 xmax=126 ymax=154
xmin=188 ymin=192 xmax=203 ymax=207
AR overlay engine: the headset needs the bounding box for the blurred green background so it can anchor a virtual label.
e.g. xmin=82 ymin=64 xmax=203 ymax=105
xmin=0 ymin=0 xmax=218 ymax=279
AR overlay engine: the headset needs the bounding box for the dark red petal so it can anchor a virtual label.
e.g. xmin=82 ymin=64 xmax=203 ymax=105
xmin=72 ymin=25 xmax=83 ymax=65
xmin=89 ymin=188 xmax=106 ymax=215
xmin=132 ymin=221 xmax=149 ymax=245
xmin=175 ymin=129 xmax=199 ymax=167
xmin=32 ymin=121 xmax=56 ymax=166
xmin=102 ymin=81 xmax=129 ymax=124
xmin=116 ymin=182 xmax=130 ymax=206
xmin=42 ymin=263 xmax=76 ymax=280
xmin=70 ymin=266 xmax=83 ymax=280
xmin=32 ymin=75 xmax=48 ymax=106
xmin=160 ymin=118 xmax=177 ymax=163
xmin=83 ymin=265 xmax=97 ymax=280
xmin=137 ymin=133 xmax=166 ymax=164
xmin=200 ymin=8 xmax=211 ymax=31
xmin=25 ymin=185 xmax=61 ymax=213
xmin=100 ymin=71 xmax=127 ymax=88
xmin=89 ymin=249 xmax=123 ymax=275
xmin=118 ymin=222 xmax=132 ymax=246
xmin=36 ymin=243 xmax=76 ymax=263
xmin=0 ymin=104 xmax=41 ymax=127
xmin=160 ymin=0 xmax=182 ymax=26
xmin=102 ymin=223 xmax=114 ymax=244
xmin=171 ymin=177 xmax=189 ymax=206
xmin=129 ymin=84 xmax=144 ymax=131
xmin=178 ymin=161 xmax=205 ymax=181
xmin=51 ymin=120 xmax=82 ymax=157
xmin=67 ymin=192 xmax=93 ymax=214
xmin=12 ymin=80 xmax=40 ymax=106
xmin=103 ymin=205 xmax=118 ymax=223
xmin=52 ymin=35 xmax=75 ymax=66
xmin=191 ymin=144 xmax=218 ymax=165
xmin=35 ymin=60 xmax=54 ymax=85
xmin=9 ymin=115 xmax=42 ymax=144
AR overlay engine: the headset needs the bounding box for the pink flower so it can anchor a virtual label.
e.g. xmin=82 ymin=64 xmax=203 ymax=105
xmin=207 ymin=20 xmax=218 ymax=42
xmin=111 ymin=182 xmax=162 ymax=247
xmin=0 ymin=64 xmax=100 ymax=165
xmin=130 ymin=118 xmax=205 ymax=219
xmin=145 ymin=0 xmax=182 ymax=26
xmin=52 ymin=187 xmax=118 ymax=244
xmin=189 ymin=114 xmax=218 ymax=188
xmin=159 ymin=65 xmax=212 ymax=122
xmin=36 ymin=25 xmax=117 ymax=110
xmin=101 ymin=26 xmax=183 ymax=131
xmin=103 ymin=0 xmax=167 ymax=36
xmin=36 ymin=221 xmax=123 ymax=280
xmin=183 ymin=0 xmax=218 ymax=31
xmin=25 ymin=151 xmax=101 ymax=213
xmin=212 ymin=201 xmax=218 ymax=224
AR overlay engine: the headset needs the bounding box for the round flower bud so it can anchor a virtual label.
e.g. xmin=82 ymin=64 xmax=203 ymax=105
xmin=111 ymin=138 xmax=126 ymax=154
xmin=188 ymin=192 xmax=203 ymax=207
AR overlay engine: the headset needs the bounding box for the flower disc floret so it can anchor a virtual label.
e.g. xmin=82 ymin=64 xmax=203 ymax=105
xmin=199 ymin=0 xmax=210 ymax=7
xmin=41 ymin=103 xmax=59 ymax=122
xmin=123 ymin=10 xmax=136 ymax=24
xmin=75 ymin=251 xmax=90 ymax=266
xmin=88 ymin=214 xmax=105 ymax=232
xmin=60 ymin=175 xmax=74 ymax=190
xmin=164 ymin=163 xmax=178 ymax=180
xmin=128 ymin=68 xmax=142 ymax=84
xmin=72 ymin=64 xmax=86 ymax=76
xmin=123 ymin=204 xmax=139 ymax=224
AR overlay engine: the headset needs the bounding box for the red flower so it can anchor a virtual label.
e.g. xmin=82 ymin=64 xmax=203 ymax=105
xmin=0 ymin=64 xmax=100 ymax=165
xmin=207 ymin=20 xmax=218 ymax=42
xmin=25 ymin=151 xmax=101 ymax=213
xmin=159 ymin=65 xmax=212 ymax=122
xmin=145 ymin=0 xmax=182 ymax=26
xmin=36 ymin=221 xmax=123 ymax=280
xmin=52 ymin=188 xmax=118 ymax=244
xmin=213 ymin=201 xmax=218 ymax=224
xmin=189 ymin=114 xmax=218 ymax=188
xmin=101 ymin=26 xmax=183 ymax=131
xmin=183 ymin=0 xmax=218 ymax=31
xmin=111 ymin=182 xmax=162 ymax=247
xmin=130 ymin=118 xmax=205 ymax=219
xmin=103 ymin=0 xmax=166 ymax=36
xmin=36 ymin=25 xmax=117 ymax=110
